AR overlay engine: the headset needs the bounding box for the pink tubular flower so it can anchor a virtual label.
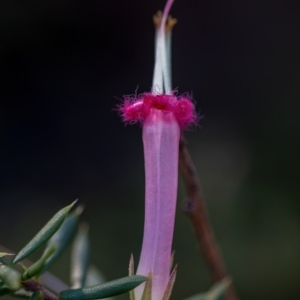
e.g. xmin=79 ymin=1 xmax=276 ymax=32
xmin=119 ymin=0 xmax=196 ymax=299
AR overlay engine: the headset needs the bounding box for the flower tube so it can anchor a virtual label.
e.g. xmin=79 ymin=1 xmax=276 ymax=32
xmin=119 ymin=1 xmax=196 ymax=299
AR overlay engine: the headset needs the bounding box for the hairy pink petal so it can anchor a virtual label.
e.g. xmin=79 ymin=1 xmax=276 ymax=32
xmin=119 ymin=93 xmax=196 ymax=129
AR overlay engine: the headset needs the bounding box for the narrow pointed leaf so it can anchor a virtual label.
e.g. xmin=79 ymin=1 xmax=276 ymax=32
xmin=59 ymin=275 xmax=147 ymax=300
xmin=41 ymin=207 xmax=83 ymax=273
xmin=141 ymin=272 xmax=152 ymax=300
xmin=182 ymin=277 xmax=232 ymax=300
xmin=128 ymin=254 xmax=134 ymax=277
xmin=0 ymin=265 xmax=21 ymax=291
xmin=128 ymin=253 xmax=135 ymax=300
xmin=86 ymin=266 xmax=105 ymax=286
xmin=162 ymin=265 xmax=177 ymax=300
xmin=13 ymin=201 xmax=76 ymax=264
xmin=0 ymin=286 xmax=12 ymax=296
xmin=85 ymin=266 xmax=114 ymax=300
xmin=0 ymin=256 xmax=10 ymax=265
xmin=70 ymin=223 xmax=90 ymax=289
xmin=11 ymin=289 xmax=33 ymax=299
xmin=128 ymin=254 xmax=135 ymax=300
xmin=0 ymin=253 xmax=14 ymax=258
xmin=207 ymin=277 xmax=231 ymax=300
xmin=29 ymin=290 xmax=41 ymax=300
xmin=22 ymin=245 xmax=56 ymax=280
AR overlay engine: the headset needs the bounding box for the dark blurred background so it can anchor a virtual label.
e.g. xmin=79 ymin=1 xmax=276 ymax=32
xmin=1 ymin=0 xmax=300 ymax=299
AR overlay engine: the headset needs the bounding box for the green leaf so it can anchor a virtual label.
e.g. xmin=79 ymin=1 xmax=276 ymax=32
xmin=41 ymin=206 xmax=83 ymax=273
xmin=162 ymin=265 xmax=177 ymax=300
xmin=11 ymin=289 xmax=33 ymax=299
xmin=13 ymin=201 xmax=77 ymax=264
xmin=0 ymin=265 xmax=21 ymax=291
xmin=0 ymin=253 xmax=13 ymax=266
xmin=70 ymin=223 xmax=90 ymax=289
xmin=183 ymin=277 xmax=232 ymax=300
xmin=0 ymin=256 xmax=10 ymax=265
xmin=128 ymin=254 xmax=135 ymax=300
xmin=0 ymin=285 xmax=12 ymax=296
xmin=22 ymin=245 xmax=57 ymax=280
xmin=0 ymin=253 xmax=14 ymax=258
xmin=85 ymin=265 xmax=105 ymax=286
xmin=59 ymin=275 xmax=147 ymax=300
xmin=140 ymin=272 xmax=152 ymax=300
xmin=29 ymin=290 xmax=41 ymax=300
xmin=85 ymin=266 xmax=114 ymax=300
xmin=207 ymin=277 xmax=231 ymax=300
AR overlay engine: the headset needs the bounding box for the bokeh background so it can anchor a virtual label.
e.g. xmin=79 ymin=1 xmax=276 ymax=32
xmin=1 ymin=0 xmax=299 ymax=299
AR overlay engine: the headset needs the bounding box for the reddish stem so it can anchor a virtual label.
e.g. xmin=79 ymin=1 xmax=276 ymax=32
xmin=22 ymin=280 xmax=58 ymax=300
xmin=179 ymin=135 xmax=239 ymax=300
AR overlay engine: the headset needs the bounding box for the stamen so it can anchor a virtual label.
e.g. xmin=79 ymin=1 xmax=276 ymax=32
xmin=152 ymin=11 xmax=164 ymax=94
xmin=152 ymin=0 xmax=177 ymax=95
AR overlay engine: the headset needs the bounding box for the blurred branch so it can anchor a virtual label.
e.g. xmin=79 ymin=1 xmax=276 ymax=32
xmin=178 ymin=135 xmax=239 ymax=300
xmin=22 ymin=280 xmax=58 ymax=300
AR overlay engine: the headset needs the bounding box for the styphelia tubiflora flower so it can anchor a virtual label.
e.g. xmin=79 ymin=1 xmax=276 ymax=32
xmin=119 ymin=0 xmax=197 ymax=299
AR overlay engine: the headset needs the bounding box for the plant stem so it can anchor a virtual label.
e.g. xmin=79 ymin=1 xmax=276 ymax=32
xmin=0 ymin=244 xmax=68 ymax=294
xmin=178 ymin=135 xmax=239 ymax=300
xmin=22 ymin=280 xmax=58 ymax=300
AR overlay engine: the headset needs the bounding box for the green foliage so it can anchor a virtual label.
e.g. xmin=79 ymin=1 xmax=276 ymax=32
xmin=0 ymin=286 xmax=12 ymax=296
xmin=70 ymin=223 xmax=90 ymax=289
xmin=183 ymin=277 xmax=231 ymax=300
xmin=0 ymin=253 xmax=13 ymax=258
xmin=41 ymin=207 xmax=82 ymax=273
xmin=29 ymin=291 xmax=41 ymax=300
xmin=85 ymin=265 xmax=114 ymax=300
xmin=13 ymin=201 xmax=76 ymax=264
xmin=85 ymin=266 xmax=106 ymax=287
xmin=11 ymin=289 xmax=33 ymax=299
xmin=59 ymin=275 xmax=147 ymax=300
xmin=22 ymin=245 xmax=57 ymax=280
xmin=0 ymin=265 xmax=21 ymax=292
xmin=0 ymin=202 xmax=146 ymax=300
xmin=0 ymin=256 xmax=9 ymax=266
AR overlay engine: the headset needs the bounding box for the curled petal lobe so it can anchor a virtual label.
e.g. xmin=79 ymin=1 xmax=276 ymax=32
xmin=119 ymin=93 xmax=196 ymax=129
xmin=174 ymin=98 xmax=197 ymax=128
